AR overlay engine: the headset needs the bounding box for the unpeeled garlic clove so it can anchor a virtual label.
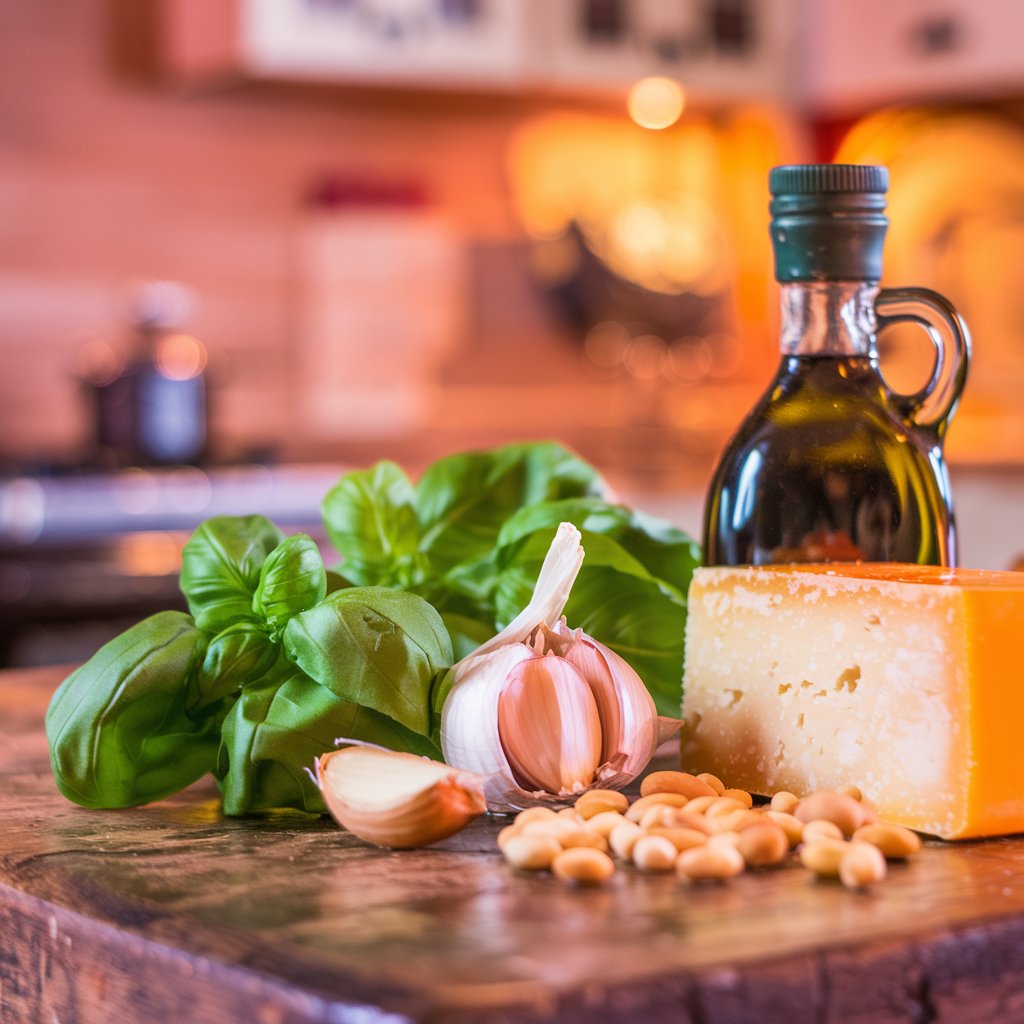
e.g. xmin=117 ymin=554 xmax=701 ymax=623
xmin=315 ymin=745 xmax=486 ymax=849
xmin=497 ymin=654 xmax=603 ymax=793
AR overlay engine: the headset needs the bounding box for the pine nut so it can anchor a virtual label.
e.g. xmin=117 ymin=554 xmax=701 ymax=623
xmin=764 ymin=811 xmax=805 ymax=847
xmin=799 ymin=837 xmax=849 ymax=878
xmin=853 ymin=823 xmax=922 ymax=859
xmin=514 ymin=806 xmax=558 ymax=827
xmin=574 ymin=789 xmax=629 ymax=819
xmin=677 ymin=843 xmax=745 ymax=881
xmin=502 ymin=835 xmax=561 ymax=870
xmin=558 ymin=827 xmax=609 ymax=852
xmin=705 ymin=796 xmax=746 ymax=818
xmin=586 ymin=811 xmax=629 ymax=839
xmin=552 ymin=847 xmax=616 ymax=885
xmin=722 ymin=788 xmax=754 ymax=809
xmin=640 ymin=771 xmax=717 ymax=800
xmin=710 ymin=809 xmax=762 ymax=834
xmin=497 ymin=824 xmax=523 ymax=851
xmin=672 ymin=810 xmax=715 ymax=835
xmin=520 ymin=817 xmax=581 ymax=841
xmin=770 ymin=791 xmax=800 ymax=814
xmin=625 ymin=793 xmax=689 ymax=822
xmin=556 ymin=807 xmax=585 ymax=824
xmin=735 ymin=821 xmax=789 ymax=867
xmin=683 ymin=796 xmax=719 ymax=815
xmin=839 ymin=841 xmax=887 ymax=890
xmin=793 ymin=790 xmax=864 ymax=837
xmin=632 ymin=835 xmax=679 ymax=872
xmin=609 ymin=821 xmax=645 ymax=860
xmin=640 ymin=805 xmax=678 ymax=829
xmin=802 ymin=819 xmax=844 ymax=843
xmin=707 ymin=830 xmax=741 ymax=849
xmin=647 ymin=826 xmax=708 ymax=852
xmin=696 ymin=772 xmax=726 ymax=796
xmin=838 ymin=784 xmax=863 ymax=802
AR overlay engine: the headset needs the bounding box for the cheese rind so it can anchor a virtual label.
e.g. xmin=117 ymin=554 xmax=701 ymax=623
xmin=682 ymin=564 xmax=1024 ymax=840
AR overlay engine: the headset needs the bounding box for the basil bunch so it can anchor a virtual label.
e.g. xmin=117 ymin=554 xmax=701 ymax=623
xmin=46 ymin=516 xmax=450 ymax=815
xmin=322 ymin=442 xmax=699 ymax=718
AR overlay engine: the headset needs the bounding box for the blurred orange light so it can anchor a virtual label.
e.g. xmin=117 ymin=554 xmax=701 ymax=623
xmin=627 ymin=77 xmax=685 ymax=130
xmin=155 ymin=333 xmax=207 ymax=381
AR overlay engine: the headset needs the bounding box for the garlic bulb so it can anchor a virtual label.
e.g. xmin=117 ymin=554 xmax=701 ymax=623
xmin=315 ymin=745 xmax=486 ymax=848
xmin=440 ymin=523 xmax=682 ymax=812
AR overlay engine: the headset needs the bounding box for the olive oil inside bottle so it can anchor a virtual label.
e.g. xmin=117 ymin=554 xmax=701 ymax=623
xmin=703 ymin=354 xmax=954 ymax=566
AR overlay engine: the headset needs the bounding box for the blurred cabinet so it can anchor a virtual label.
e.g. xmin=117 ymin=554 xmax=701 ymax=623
xmin=141 ymin=0 xmax=798 ymax=102
xmin=804 ymin=0 xmax=1024 ymax=113
xmin=137 ymin=0 xmax=1024 ymax=111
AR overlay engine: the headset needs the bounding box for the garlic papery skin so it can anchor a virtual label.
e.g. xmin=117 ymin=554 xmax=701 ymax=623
xmin=440 ymin=521 xmax=683 ymax=813
xmin=463 ymin=521 xmax=584 ymax=664
xmin=497 ymin=654 xmax=603 ymax=794
xmin=315 ymin=746 xmax=486 ymax=849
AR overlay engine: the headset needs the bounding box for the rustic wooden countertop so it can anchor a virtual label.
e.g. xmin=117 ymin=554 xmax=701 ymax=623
xmin=3 ymin=665 xmax=1024 ymax=1023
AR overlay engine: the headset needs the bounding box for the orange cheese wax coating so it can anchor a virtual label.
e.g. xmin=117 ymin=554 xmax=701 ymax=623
xmin=682 ymin=563 xmax=1024 ymax=840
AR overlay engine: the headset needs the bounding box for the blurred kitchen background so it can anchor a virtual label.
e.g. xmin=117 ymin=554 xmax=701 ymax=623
xmin=5 ymin=0 xmax=1024 ymax=667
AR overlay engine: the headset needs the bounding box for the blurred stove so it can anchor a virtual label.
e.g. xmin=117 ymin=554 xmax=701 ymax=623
xmin=0 ymin=464 xmax=343 ymax=668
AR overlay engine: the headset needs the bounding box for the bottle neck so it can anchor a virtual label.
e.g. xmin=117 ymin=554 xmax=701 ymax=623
xmin=779 ymin=282 xmax=879 ymax=358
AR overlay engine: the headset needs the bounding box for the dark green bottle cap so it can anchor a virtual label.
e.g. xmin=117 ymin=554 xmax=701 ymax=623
xmin=769 ymin=164 xmax=889 ymax=282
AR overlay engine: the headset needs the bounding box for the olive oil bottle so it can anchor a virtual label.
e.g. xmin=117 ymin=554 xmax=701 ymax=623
xmin=704 ymin=165 xmax=970 ymax=567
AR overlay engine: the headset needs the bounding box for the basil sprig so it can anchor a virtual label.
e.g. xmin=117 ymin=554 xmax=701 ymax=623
xmin=46 ymin=515 xmax=450 ymax=815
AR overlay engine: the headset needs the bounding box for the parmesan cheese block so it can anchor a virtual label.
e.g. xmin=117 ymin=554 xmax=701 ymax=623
xmin=682 ymin=563 xmax=1024 ymax=839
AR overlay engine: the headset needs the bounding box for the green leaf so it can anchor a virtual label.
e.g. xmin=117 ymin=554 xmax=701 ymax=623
xmin=252 ymin=533 xmax=327 ymax=635
xmin=217 ymin=666 xmax=440 ymax=816
xmin=321 ymin=461 xmax=421 ymax=587
xmin=180 ymin=515 xmax=284 ymax=632
xmin=45 ymin=612 xmax=220 ymax=808
xmin=497 ymin=497 xmax=700 ymax=599
xmin=437 ymin=608 xmax=497 ymax=662
xmin=563 ymin=570 xmax=687 ymax=719
xmin=196 ymin=621 xmax=278 ymax=709
xmin=414 ymin=442 xmax=603 ymax=573
xmin=283 ymin=587 xmax=453 ymax=738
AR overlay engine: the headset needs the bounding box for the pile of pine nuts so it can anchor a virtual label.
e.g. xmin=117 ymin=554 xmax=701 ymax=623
xmin=496 ymin=770 xmax=921 ymax=891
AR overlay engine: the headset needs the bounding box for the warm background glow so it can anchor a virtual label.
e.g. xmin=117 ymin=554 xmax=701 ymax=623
xmin=628 ymin=77 xmax=686 ymax=130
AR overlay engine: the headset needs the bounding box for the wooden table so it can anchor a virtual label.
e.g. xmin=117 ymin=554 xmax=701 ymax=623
xmin=4 ymin=666 xmax=1024 ymax=1023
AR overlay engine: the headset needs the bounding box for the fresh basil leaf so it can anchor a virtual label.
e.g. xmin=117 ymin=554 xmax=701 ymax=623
xmin=414 ymin=442 xmax=603 ymax=573
xmin=45 ymin=611 xmax=219 ymax=808
xmin=196 ymin=621 xmax=277 ymax=709
xmin=180 ymin=515 xmax=284 ymax=632
xmin=321 ymin=461 xmax=421 ymax=587
xmin=497 ymin=497 xmax=700 ymax=599
xmin=217 ymin=667 xmax=440 ymax=816
xmin=252 ymin=533 xmax=327 ymax=635
xmin=437 ymin=608 xmax=497 ymax=662
xmin=283 ymin=587 xmax=452 ymax=738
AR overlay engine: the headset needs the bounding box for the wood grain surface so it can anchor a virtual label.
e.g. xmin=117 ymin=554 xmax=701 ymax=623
xmin=3 ymin=666 xmax=1024 ymax=1023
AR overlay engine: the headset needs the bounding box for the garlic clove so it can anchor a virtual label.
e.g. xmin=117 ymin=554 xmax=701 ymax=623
xmin=497 ymin=655 xmax=603 ymax=794
xmin=557 ymin=626 xmax=659 ymax=773
xmin=315 ymin=746 xmax=486 ymax=849
xmin=441 ymin=642 xmax=536 ymax=778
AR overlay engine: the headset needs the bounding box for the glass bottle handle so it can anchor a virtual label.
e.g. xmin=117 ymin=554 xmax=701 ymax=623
xmin=875 ymin=286 xmax=971 ymax=441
